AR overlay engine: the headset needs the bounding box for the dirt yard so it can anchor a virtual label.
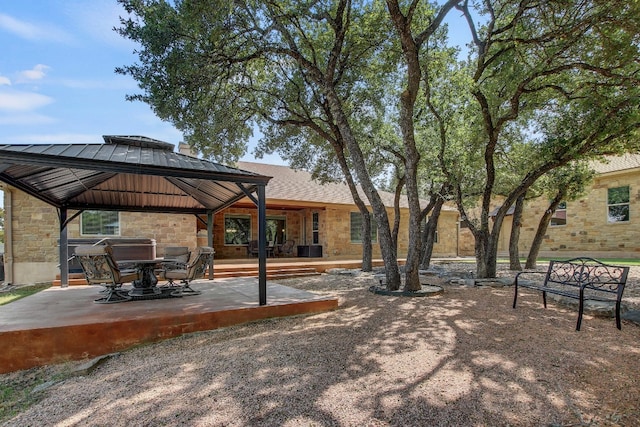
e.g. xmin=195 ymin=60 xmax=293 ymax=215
xmin=1 ymin=262 xmax=639 ymax=426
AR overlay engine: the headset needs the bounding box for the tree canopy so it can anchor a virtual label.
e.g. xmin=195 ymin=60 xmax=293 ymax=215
xmin=117 ymin=0 xmax=640 ymax=282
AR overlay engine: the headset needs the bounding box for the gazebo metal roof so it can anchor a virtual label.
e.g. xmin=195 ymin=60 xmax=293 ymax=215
xmin=0 ymin=135 xmax=272 ymax=304
xmin=0 ymin=135 xmax=271 ymax=214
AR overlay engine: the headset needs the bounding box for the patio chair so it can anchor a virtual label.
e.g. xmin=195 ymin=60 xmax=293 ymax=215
xmin=163 ymin=246 xmax=214 ymax=295
xmin=164 ymin=246 xmax=191 ymax=263
xmin=159 ymin=246 xmax=191 ymax=281
xmin=74 ymin=245 xmax=139 ymax=304
xmin=247 ymin=240 xmax=259 ymax=257
xmin=275 ymin=239 xmax=295 ymax=257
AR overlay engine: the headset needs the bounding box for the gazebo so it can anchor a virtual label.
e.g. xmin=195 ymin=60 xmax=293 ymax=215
xmin=0 ymin=135 xmax=273 ymax=304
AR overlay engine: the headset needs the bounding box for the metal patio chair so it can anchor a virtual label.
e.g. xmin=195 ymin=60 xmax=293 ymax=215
xmin=275 ymin=239 xmax=295 ymax=257
xmin=74 ymin=245 xmax=139 ymax=304
xmin=163 ymin=246 xmax=214 ymax=296
xmin=159 ymin=246 xmax=191 ymax=282
xmin=247 ymin=240 xmax=259 ymax=257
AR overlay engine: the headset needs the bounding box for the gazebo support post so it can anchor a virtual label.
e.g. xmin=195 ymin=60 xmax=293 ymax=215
xmin=207 ymin=210 xmax=214 ymax=280
xmin=58 ymin=207 xmax=69 ymax=288
xmin=258 ymin=184 xmax=267 ymax=305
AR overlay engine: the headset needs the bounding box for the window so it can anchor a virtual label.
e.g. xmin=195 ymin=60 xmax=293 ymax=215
xmin=607 ymin=186 xmax=630 ymax=223
xmin=550 ymin=201 xmax=567 ymax=226
xmin=224 ymin=215 xmax=251 ymax=245
xmin=312 ymin=212 xmax=319 ymax=245
xmin=266 ymin=217 xmax=286 ymax=244
xmin=81 ymin=211 xmax=120 ymax=236
xmin=350 ymin=212 xmax=377 ymax=243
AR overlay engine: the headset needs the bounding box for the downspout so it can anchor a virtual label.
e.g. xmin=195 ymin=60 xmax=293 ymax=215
xmin=4 ymin=187 xmax=13 ymax=285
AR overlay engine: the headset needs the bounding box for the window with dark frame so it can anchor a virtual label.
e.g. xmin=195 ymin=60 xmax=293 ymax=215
xmin=350 ymin=212 xmax=377 ymax=243
xmin=224 ymin=215 xmax=251 ymax=245
xmin=312 ymin=212 xmax=319 ymax=245
xmin=81 ymin=211 xmax=120 ymax=236
xmin=607 ymin=186 xmax=630 ymax=223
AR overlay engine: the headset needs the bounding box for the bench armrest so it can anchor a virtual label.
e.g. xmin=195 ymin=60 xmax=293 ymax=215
xmin=514 ymin=270 xmax=548 ymax=287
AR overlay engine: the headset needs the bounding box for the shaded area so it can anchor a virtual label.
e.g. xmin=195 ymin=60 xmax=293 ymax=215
xmin=2 ymin=271 xmax=639 ymax=426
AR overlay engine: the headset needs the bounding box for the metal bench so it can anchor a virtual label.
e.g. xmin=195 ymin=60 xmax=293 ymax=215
xmin=513 ymin=257 xmax=629 ymax=330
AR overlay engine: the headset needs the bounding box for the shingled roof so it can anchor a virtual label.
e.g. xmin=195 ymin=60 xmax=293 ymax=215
xmin=237 ymin=161 xmax=455 ymax=210
xmin=590 ymin=154 xmax=640 ymax=175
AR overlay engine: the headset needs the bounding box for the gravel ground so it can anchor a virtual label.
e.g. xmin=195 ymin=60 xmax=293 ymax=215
xmin=2 ymin=262 xmax=640 ymax=426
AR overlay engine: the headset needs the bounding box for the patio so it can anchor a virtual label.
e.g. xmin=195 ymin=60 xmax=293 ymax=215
xmin=0 ymin=277 xmax=338 ymax=374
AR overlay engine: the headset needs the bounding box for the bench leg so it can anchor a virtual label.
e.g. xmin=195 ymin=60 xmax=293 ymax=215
xmin=542 ymin=290 xmax=547 ymax=309
xmin=576 ymin=290 xmax=584 ymax=331
xmin=513 ymin=281 xmax=519 ymax=308
xmin=615 ymin=300 xmax=622 ymax=330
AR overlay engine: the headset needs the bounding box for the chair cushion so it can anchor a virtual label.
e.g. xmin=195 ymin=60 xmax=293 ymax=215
xmin=164 ymin=246 xmax=190 ymax=260
xmin=172 ymin=254 xmax=190 ymax=264
xmin=165 ymin=269 xmax=188 ymax=280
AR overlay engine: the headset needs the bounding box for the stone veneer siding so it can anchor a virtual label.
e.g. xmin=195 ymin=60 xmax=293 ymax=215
xmin=5 ymin=187 xmax=459 ymax=284
xmin=213 ymin=205 xmax=459 ymax=259
xmin=5 ymin=187 xmax=197 ymax=284
xmin=458 ymin=169 xmax=640 ymax=259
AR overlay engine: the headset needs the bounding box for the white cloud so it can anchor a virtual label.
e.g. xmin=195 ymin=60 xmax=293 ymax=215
xmin=17 ymin=64 xmax=50 ymax=82
xmin=0 ymin=76 xmax=11 ymax=86
xmin=0 ymin=90 xmax=53 ymax=112
xmin=0 ymin=13 xmax=72 ymax=43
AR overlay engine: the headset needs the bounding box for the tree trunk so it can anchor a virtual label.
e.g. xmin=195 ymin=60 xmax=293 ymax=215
xmin=508 ymin=193 xmax=525 ymax=271
xmin=475 ymin=209 xmax=507 ymax=278
xmin=360 ymin=210 xmax=373 ymax=272
xmin=420 ymin=198 xmax=444 ymax=270
xmin=525 ymin=191 xmax=565 ymax=269
xmin=474 ymin=229 xmax=489 ymax=278
xmin=392 ymin=174 xmax=405 ymax=250
xmin=335 ymin=149 xmax=372 ymax=271
xmin=323 ymin=89 xmax=401 ymax=290
xmin=402 ymin=158 xmax=423 ymax=292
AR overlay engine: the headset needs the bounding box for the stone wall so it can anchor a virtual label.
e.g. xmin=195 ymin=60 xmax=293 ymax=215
xmin=458 ymin=169 xmax=640 ymax=259
xmin=214 ymin=205 xmax=459 ymax=259
xmin=5 ymin=187 xmax=460 ymax=284
xmin=4 ymin=187 xmax=199 ymax=284
xmin=515 ymin=169 xmax=640 ymax=258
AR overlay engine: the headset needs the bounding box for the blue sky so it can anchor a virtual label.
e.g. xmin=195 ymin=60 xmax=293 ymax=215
xmin=0 ymin=1 xmax=472 ymax=209
xmin=0 ymin=0 xmax=282 ymax=164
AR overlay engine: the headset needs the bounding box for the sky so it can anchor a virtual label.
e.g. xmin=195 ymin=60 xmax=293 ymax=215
xmin=0 ymin=1 xmax=473 ymax=210
xmin=0 ymin=0 xmax=283 ymax=163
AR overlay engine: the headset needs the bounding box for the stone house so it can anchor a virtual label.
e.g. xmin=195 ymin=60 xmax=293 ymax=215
xmin=1 ymin=147 xmax=459 ymax=285
xmin=458 ymin=154 xmax=640 ymax=259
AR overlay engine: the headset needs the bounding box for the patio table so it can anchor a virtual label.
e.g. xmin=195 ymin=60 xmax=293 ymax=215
xmin=119 ymin=259 xmax=162 ymax=297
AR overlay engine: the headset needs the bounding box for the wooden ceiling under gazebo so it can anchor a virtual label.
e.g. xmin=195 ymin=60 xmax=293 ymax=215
xmin=0 ymin=135 xmax=273 ymax=304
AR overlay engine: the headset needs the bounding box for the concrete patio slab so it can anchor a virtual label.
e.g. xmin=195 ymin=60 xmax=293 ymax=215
xmin=0 ymin=278 xmax=338 ymax=373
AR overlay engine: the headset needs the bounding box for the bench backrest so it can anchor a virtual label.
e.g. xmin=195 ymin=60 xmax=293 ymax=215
xmin=546 ymin=257 xmax=629 ymax=295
